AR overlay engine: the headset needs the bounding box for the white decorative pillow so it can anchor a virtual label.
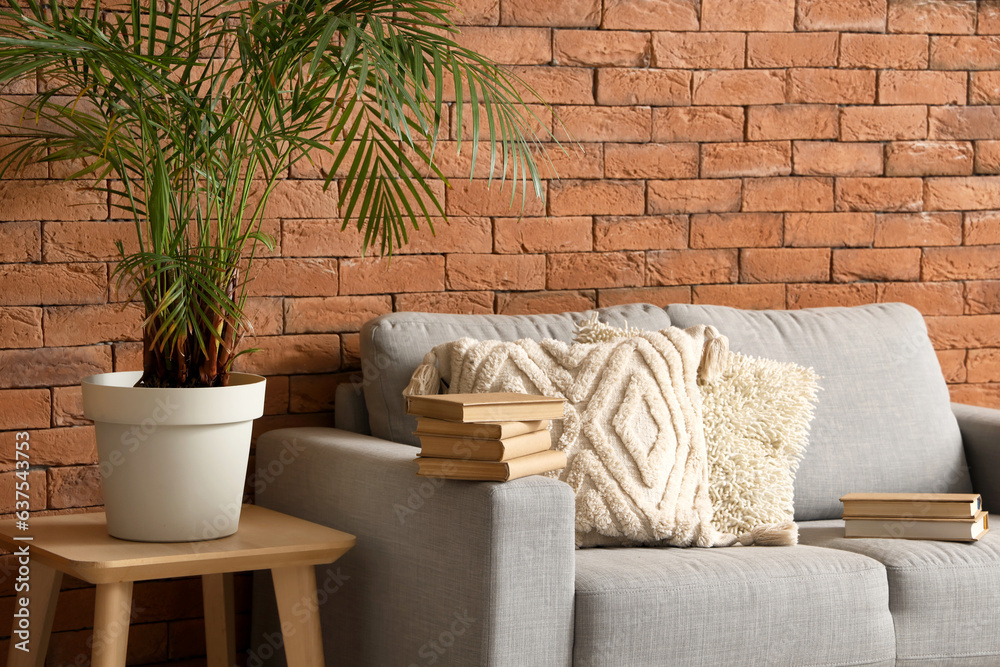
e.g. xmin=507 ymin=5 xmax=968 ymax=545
xmin=575 ymin=317 xmax=819 ymax=539
xmin=406 ymin=327 xmax=749 ymax=548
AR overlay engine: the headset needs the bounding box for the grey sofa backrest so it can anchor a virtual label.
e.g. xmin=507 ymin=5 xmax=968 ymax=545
xmin=359 ymin=304 xmax=672 ymax=446
xmin=667 ymin=303 xmax=972 ymax=521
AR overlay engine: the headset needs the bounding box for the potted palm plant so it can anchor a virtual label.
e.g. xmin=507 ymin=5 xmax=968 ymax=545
xmin=0 ymin=0 xmax=546 ymax=541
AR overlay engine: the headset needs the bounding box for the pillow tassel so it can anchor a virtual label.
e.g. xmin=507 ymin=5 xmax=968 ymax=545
xmin=736 ymin=521 xmax=798 ymax=547
xmin=698 ymin=327 xmax=729 ymax=385
xmin=402 ymin=351 xmax=441 ymax=404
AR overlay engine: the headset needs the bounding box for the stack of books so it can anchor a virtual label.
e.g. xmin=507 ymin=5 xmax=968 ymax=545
xmin=841 ymin=493 xmax=989 ymax=542
xmin=405 ymin=392 xmax=567 ymax=481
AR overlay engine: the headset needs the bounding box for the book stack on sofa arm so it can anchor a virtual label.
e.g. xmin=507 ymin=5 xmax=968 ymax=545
xmin=842 ymin=493 xmax=989 ymax=542
xmin=406 ymin=392 xmax=567 ymax=481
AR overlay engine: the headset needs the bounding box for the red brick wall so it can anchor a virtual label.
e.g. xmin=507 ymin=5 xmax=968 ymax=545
xmin=4 ymin=0 xmax=1000 ymax=661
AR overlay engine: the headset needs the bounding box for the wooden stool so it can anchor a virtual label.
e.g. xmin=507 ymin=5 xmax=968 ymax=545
xmin=0 ymin=504 xmax=355 ymax=667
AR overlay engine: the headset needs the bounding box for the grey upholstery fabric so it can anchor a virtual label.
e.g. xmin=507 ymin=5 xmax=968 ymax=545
xmin=573 ymin=544 xmax=895 ymax=667
xmin=953 ymin=402 xmax=1000 ymax=514
xmin=252 ymin=427 xmax=576 ymax=667
xmin=359 ymin=304 xmax=671 ymax=445
xmin=334 ymin=381 xmax=370 ymax=434
xmin=667 ymin=303 xmax=971 ymax=521
xmin=799 ymin=520 xmax=1000 ymax=666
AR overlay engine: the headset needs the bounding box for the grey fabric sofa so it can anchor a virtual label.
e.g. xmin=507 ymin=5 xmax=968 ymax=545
xmin=252 ymin=303 xmax=1000 ymax=667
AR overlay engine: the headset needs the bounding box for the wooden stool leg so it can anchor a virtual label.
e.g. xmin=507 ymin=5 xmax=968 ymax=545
xmin=7 ymin=561 xmax=62 ymax=667
xmin=92 ymin=581 xmax=133 ymax=667
xmin=272 ymin=565 xmax=324 ymax=666
xmin=203 ymin=572 xmax=236 ymax=667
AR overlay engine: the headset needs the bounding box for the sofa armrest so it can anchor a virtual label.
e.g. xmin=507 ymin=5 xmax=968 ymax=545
xmin=953 ymin=402 xmax=1000 ymax=512
xmin=252 ymin=427 xmax=575 ymax=667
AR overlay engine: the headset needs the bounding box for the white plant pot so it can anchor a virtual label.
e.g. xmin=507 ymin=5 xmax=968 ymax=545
xmin=82 ymin=371 xmax=266 ymax=542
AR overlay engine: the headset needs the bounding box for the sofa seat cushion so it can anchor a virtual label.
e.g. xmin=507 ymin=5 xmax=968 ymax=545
xmin=800 ymin=520 xmax=1000 ymax=666
xmin=573 ymin=545 xmax=895 ymax=667
xmin=666 ymin=303 xmax=971 ymax=521
xmin=359 ymin=304 xmax=671 ymax=445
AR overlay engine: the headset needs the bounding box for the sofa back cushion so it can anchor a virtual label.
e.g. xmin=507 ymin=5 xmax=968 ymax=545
xmin=667 ymin=303 xmax=971 ymax=521
xmin=360 ymin=304 xmax=672 ymax=446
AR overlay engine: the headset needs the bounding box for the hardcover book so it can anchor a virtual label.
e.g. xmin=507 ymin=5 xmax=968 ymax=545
xmin=405 ymin=392 xmax=565 ymax=423
xmin=841 ymin=493 xmax=982 ymax=519
xmin=417 ymin=429 xmax=552 ymax=462
xmin=844 ymin=511 xmax=989 ymax=542
xmin=413 ymin=417 xmax=549 ymax=440
xmin=415 ymin=449 xmax=567 ymax=481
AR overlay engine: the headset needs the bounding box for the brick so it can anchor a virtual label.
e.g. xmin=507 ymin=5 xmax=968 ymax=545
xmin=787 ymin=283 xmax=877 ymax=309
xmin=743 ymin=177 xmax=834 ymax=212
xmin=234 ymin=334 xmax=341 ymax=375
xmin=648 ymin=179 xmax=742 ymax=214
xmin=875 ymin=212 xmax=963 ymax=246
xmin=284 ymin=295 xmax=391 ymax=334
xmin=602 ymin=0 xmax=699 ymax=30
xmin=0 ymin=221 xmax=39 ymax=262
xmin=796 ymin=0 xmax=887 ymax=31
xmin=44 ymin=303 xmax=142 ymax=347
xmin=447 ymin=254 xmax=545 ymax=290
xmin=966 ymin=211 xmax=1000 ymax=245
xmin=248 ymin=258 xmax=338 ymax=297
xmin=0 ymin=263 xmax=107 ymax=306
xmin=0 ymin=345 xmax=111 ymax=389
xmin=690 ymin=213 xmax=783 ymax=248
xmin=394 ymin=291 xmax=495 ymax=314
xmin=836 ymin=177 xmax=923 ymax=212
xmin=931 ymin=36 xmax=1000 ymax=70
xmin=967 ymin=349 xmax=1000 ymax=383
xmin=926 ymin=176 xmax=1000 ymax=210
xmin=950 ymin=384 xmax=1000 ymax=408
xmin=927 ymin=315 xmax=1000 ymax=348
xmin=924 ymin=246 xmax=1000 ymax=280
xmin=0 ymin=388 xmax=49 ymax=430
xmin=448 ymin=0 xmax=498 ymax=25
xmin=692 ymin=70 xmax=786 ymax=106
xmin=554 ymin=106 xmax=651 ymax=143
xmin=833 ymin=248 xmax=921 ymax=282
xmin=701 ymin=141 xmax=791 ymax=178
xmin=243 ymin=297 xmax=283 ymax=338
xmin=784 ymin=212 xmax=876 ymax=247
xmin=281 ymin=219 xmax=359 ymax=257
xmin=549 ymin=180 xmax=645 ymax=216
xmin=877 ymin=281 xmax=964 ymax=316
xmin=1 ymin=426 xmax=96 ymax=469
xmin=885 ymin=141 xmax=974 ymax=176
xmin=879 ymin=71 xmax=967 ymax=105
xmin=529 ymin=143 xmax=604 ymax=179
xmin=605 ymin=143 xmax=698 ymax=179
xmin=598 ymin=286 xmax=691 ymax=308
xmin=889 ymin=0 xmax=976 ymax=34
xmin=840 ymin=34 xmax=929 ymax=69
xmin=497 ymin=291 xmax=597 ymax=315
xmin=594 ymin=216 xmax=688 ymax=251
xmin=395 ymin=217 xmax=493 ymax=255
xmin=976 ymin=140 xmax=1000 ymax=173
xmin=48 ymin=465 xmax=102 ymax=509
xmin=340 ymin=255 xmax=445 ymax=295
xmin=652 ymin=32 xmax=745 ymax=69
xmin=0 ymin=470 xmax=45 ymax=513
xmin=930 ymin=106 xmax=1000 ymax=140
xmin=970 ymin=71 xmax=1000 ymax=104
xmin=113 ymin=341 xmax=142 ymax=372
xmin=747 ymin=32 xmax=839 ymax=68
xmin=0 ymin=307 xmax=42 ymax=348
xmin=841 ymin=106 xmax=927 ymax=141
xmin=967 ymin=280 xmax=1000 ymax=313
xmin=52 ymin=385 xmax=86 ymax=427
xmin=286 ymin=374 xmax=341 ymax=414
xmin=42 ymin=220 xmax=139 ymax=262
xmin=547 ymin=252 xmax=643 ymax=289
xmin=692 ymin=284 xmax=786 ymax=309
xmin=747 ymin=105 xmax=839 ymax=140
xmin=509 ymin=66 xmax=595 ymax=105
xmin=741 ymin=248 xmax=831 ymax=283
xmin=495 ymin=216 xmax=593 ymax=253
xmin=447 ymin=180 xmax=546 ymax=216
xmin=982 ymin=0 xmax=1000 ymax=34
xmin=788 ymin=69 xmax=876 ymax=104
xmin=653 ymin=107 xmax=745 ymax=142
xmin=450 ymin=27 xmax=551 ymax=64
xmin=701 ymin=0 xmax=794 ymax=30
xmin=647 ymin=249 xmax=738 ymax=285
xmin=0 ymin=180 xmax=106 ymax=222
xmin=937 ymin=349 xmax=967 ymax=383
xmin=256 ymin=180 xmax=338 ymax=219
xmin=597 ymin=68 xmax=691 ymax=106
xmin=793 ymin=142 xmax=883 ymax=177
xmin=502 ymin=0 xmax=599 ymax=26
xmin=554 ymin=30 xmax=650 ymax=67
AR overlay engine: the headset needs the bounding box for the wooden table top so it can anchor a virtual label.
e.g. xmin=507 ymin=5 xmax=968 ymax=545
xmin=0 ymin=505 xmax=356 ymax=584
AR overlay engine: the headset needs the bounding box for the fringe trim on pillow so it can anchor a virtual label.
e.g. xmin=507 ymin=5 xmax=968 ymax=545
xmin=736 ymin=521 xmax=798 ymax=546
xmin=698 ymin=326 xmax=729 ymax=385
xmin=402 ymin=350 xmax=441 ymax=404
